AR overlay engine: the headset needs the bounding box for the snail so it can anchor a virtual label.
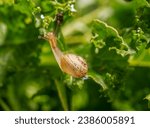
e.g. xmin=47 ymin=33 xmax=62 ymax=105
xmin=44 ymin=32 xmax=88 ymax=78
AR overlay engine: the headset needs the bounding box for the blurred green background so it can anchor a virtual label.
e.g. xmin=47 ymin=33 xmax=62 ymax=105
xmin=0 ymin=0 xmax=150 ymax=111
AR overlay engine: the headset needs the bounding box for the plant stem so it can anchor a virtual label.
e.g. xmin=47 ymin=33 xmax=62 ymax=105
xmin=54 ymin=79 xmax=68 ymax=111
xmin=0 ymin=98 xmax=11 ymax=111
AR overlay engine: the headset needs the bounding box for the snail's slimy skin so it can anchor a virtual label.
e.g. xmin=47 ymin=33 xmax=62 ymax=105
xmin=44 ymin=32 xmax=88 ymax=78
xmin=44 ymin=32 xmax=63 ymax=67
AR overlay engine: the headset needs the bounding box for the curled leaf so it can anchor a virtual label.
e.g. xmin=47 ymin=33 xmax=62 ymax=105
xmin=91 ymin=19 xmax=134 ymax=57
xmin=88 ymin=71 xmax=107 ymax=90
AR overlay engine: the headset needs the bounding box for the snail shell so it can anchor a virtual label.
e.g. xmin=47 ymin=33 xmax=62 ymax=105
xmin=44 ymin=32 xmax=88 ymax=78
xmin=60 ymin=54 xmax=88 ymax=78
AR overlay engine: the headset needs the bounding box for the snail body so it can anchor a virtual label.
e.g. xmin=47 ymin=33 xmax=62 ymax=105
xmin=44 ymin=32 xmax=88 ymax=78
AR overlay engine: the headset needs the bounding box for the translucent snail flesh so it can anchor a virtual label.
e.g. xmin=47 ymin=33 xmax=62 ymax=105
xmin=44 ymin=32 xmax=88 ymax=78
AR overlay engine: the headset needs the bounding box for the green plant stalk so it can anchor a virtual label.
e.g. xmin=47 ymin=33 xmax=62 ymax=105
xmin=7 ymin=84 xmax=21 ymax=110
xmin=0 ymin=98 xmax=11 ymax=111
xmin=54 ymin=79 xmax=68 ymax=111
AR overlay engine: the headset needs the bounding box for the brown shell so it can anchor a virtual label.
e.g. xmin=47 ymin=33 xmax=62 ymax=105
xmin=60 ymin=54 xmax=88 ymax=78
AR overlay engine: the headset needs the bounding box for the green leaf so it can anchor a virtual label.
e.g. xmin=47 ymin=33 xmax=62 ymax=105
xmin=0 ymin=0 xmax=14 ymax=5
xmin=132 ymin=0 xmax=150 ymax=9
xmin=144 ymin=94 xmax=150 ymax=101
xmin=91 ymin=19 xmax=134 ymax=57
xmin=88 ymin=71 xmax=107 ymax=90
xmin=128 ymin=48 xmax=150 ymax=67
xmin=14 ymin=0 xmax=32 ymax=16
xmin=144 ymin=93 xmax=150 ymax=108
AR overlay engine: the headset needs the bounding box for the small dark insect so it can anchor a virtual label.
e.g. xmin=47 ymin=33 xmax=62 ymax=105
xmin=54 ymin=12 xmax=64 ymax=35
xmin=56 ymin=12 xmax=64 ymax=25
